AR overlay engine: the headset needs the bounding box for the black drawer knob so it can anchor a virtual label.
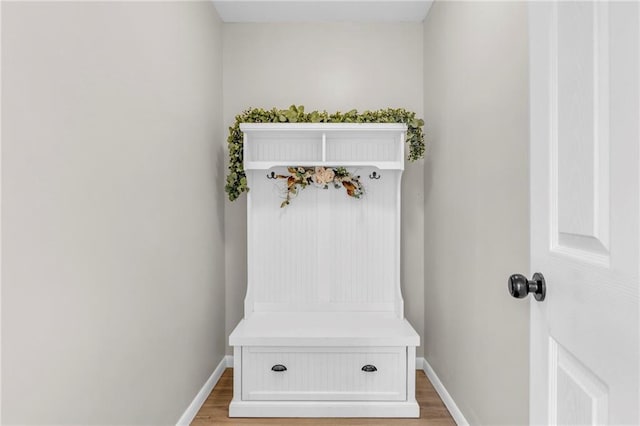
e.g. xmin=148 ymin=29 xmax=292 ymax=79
xmin=271 ymin=364 xmax=287 ymax=372
xmin=361 ymin=364 xmax=377 ymax=372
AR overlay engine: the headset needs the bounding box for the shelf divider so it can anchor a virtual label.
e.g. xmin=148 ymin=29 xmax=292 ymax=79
xmin=322 ymin=132 xmax=327 ymax=162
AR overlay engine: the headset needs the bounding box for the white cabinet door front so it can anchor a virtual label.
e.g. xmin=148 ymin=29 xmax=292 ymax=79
xmin=529 ymin=2 xmax=639 ymax=425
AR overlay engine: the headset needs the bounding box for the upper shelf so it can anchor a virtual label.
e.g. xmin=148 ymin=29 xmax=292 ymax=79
xmin=240 ymin=123 xmax=408 ymax=132
xmin=240 ymin=123 xmax=407 ymax=170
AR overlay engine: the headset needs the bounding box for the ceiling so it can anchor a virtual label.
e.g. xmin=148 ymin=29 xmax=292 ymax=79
xmin=212 ymin=1 xmax=434 ymax=23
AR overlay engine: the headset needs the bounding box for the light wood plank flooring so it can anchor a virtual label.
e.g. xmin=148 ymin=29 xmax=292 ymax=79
xmin=192 ymin=369 xmax=455 ymax=425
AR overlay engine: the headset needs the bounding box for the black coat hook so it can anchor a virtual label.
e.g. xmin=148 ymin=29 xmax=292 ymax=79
xmin=266 ymin=171 xmax=277 ymax=179
xmin=369 ymin=171 xmax=381 ymax=180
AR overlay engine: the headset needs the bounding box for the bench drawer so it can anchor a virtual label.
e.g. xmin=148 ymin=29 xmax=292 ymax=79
xmin=241 ymin=346 xmax=407 ymax=401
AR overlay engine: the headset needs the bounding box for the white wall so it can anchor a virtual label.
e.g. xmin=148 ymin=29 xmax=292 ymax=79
xmin=423 ymin=2 xmax=530 ymax=425
xmin=1 ymin=2 xmax=225 ymax=424
xmin=223 ymin=22 xmax=425 ymax=355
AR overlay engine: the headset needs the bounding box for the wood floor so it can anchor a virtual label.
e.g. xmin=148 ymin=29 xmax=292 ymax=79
xmin=191 ymin=369 xmax=455 ymax=425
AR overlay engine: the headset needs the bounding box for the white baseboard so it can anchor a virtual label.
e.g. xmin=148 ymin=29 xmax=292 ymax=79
xmin=420 ymin=357 xmax=469 ymax=426
xmin=176 ymin=355 xmax=230 ymax=426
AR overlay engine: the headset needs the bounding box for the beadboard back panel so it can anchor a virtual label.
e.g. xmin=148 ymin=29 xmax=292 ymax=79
xmin=242 ymin=124 xmax=406 ymax=317
xmin=246 ymin=167 xmax=399 ymax=312
xmin=248 ymin=173 xmax=321 ymax=306
xmin=325 ymin=132 xmax=402 ymax=162
xmin=245 ymin=131 xmax=322 ymax=163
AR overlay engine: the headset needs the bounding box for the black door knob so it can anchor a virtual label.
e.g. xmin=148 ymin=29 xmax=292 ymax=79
xmin=508 ymin=272 xmax=546 ymax=301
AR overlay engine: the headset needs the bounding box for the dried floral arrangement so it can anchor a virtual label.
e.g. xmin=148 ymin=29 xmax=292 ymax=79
xmin=270 ymin=166 xmax=364 ymax=208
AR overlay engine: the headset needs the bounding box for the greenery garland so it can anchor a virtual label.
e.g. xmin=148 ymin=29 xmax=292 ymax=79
xmin=225 ymin=105 xmax=425 ymax=202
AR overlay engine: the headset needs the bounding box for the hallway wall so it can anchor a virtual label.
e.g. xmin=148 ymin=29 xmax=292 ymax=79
xmin=1 ymin=3 xmax=532 ymax=424
xmin=222 ymin=22 xmax=425 ymax=356
xmin=1 ymin=2 xmax=225 ymax=424
xmin=422 ymin=2 xmax=530 ymax=425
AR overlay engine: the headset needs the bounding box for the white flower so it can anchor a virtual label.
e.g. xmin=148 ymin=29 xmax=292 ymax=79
xmin=314 ymin=167 xmax=335 ymax=185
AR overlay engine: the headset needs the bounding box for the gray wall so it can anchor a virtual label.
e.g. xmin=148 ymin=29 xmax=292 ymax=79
xmin=1 ymin=4 xmax=532 ymax=424
xmin=1 ymin=2 xmax=225 ymax=424
xmin=422 ymin=2 xmax=530 ymax=425
xmin=223 ymin=22 xmax=425 ymax=356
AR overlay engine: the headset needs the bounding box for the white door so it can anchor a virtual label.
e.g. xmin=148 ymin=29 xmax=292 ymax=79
xmin=528 ymin=2 xmax=639 ymax=425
